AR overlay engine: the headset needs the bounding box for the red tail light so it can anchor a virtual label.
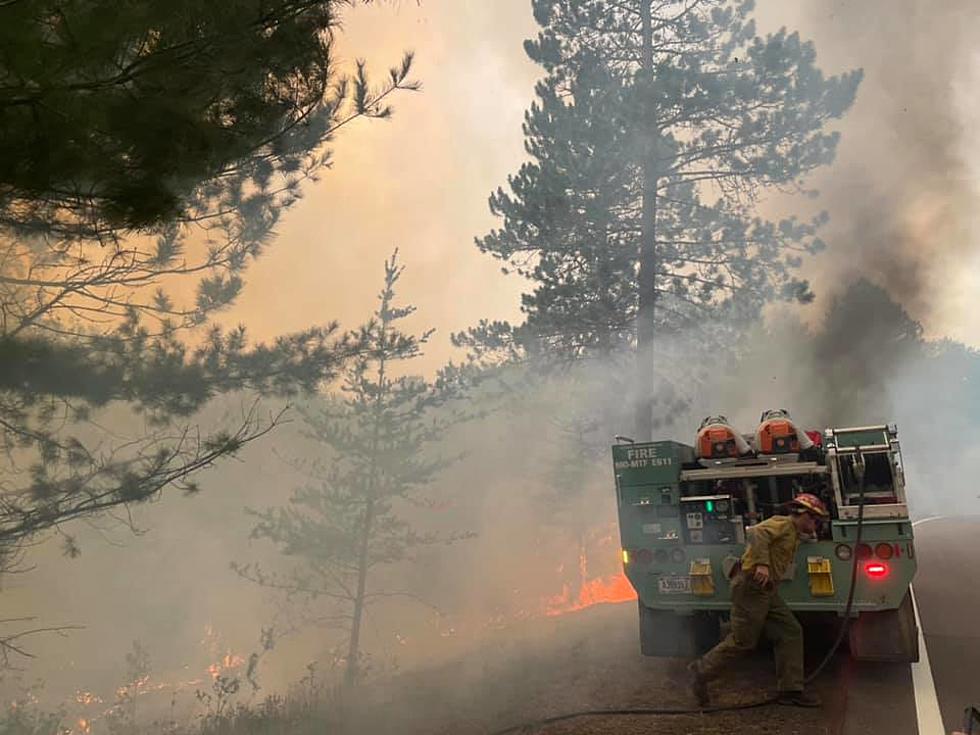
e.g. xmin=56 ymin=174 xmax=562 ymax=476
xmin=865 ymin=562 xmax=888 ymax=579
xmin=874 ymin=543 xmax=894 ymax=560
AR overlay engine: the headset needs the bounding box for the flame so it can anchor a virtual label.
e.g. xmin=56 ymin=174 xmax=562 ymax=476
xmin=115 ymin=673 xmax=152 ymax=701
xmin=544 ymin=573 xmax=636 ymax=616
xmin=207 ymin=653 xmax=246 ymax=680
xmin=55 ymin=626 xmax=250 ymax=733
xmin=544 ymin=546 xmax=636 ymax=616
xmin=74 ymin=691 xmax=103 ymax=706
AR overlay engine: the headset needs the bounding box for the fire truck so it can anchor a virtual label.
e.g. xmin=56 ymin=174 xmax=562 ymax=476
xmin=612 ymin=423 xmax=919 ymax=662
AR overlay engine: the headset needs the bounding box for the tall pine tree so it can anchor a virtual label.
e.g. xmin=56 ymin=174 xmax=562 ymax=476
xmin=470 ymin=0 xmax=861 ymax=438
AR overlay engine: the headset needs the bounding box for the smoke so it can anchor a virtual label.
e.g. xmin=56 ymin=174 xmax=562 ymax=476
xmin=757 ymin=0 xmax=980 ymax=341
xmin=744 ymin=0 xmax=980 ymax=519
xmin=0 ymin=365 xmax=629 ymax=729
xmin=680 ymin=280 xmax=980 ymax=518
xmin=4 ymin=3 xmax=980 ymax=733
xmin=0 ymin=399 xmax=302 ymax=716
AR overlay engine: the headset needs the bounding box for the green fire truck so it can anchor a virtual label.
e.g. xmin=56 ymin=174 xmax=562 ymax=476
xmin=613 ymin=424 xmax=919 ymax=662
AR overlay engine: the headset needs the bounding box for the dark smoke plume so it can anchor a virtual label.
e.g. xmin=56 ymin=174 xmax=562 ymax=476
xmin=774 ymin=0 xmax=980 ymax=320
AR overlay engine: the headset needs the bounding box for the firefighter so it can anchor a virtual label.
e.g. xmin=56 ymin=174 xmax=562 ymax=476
xmin=687 ymin=493 xmax=830 ymax=708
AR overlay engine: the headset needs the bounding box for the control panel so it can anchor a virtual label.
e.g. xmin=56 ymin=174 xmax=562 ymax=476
xmin=679 ymin=495 xmax=744 ymax=545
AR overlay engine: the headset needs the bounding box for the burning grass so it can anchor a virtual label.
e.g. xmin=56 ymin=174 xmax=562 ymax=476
xmin=0 ymin=670 xmax=339 ymax=735
xmin=0 ymin=543 xmax=648 ymax=735
xmin=0 ymin=601 xmax=851 ymax=735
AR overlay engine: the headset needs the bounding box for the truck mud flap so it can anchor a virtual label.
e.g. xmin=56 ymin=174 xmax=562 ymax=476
xmin=848 ymin=591 xmax=920 ymax=663
xmin=638 ymin=602 xmax=720 ymax=657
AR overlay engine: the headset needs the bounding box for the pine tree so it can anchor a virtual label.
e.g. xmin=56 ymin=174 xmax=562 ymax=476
xmin=485 ymin=60 xmax=637 ymax=361
xmin=235 ymin=253 xmax=468 ymax=687
xmin=0 ymin=0 xmax=415 ymax=239
xmin=469 ymin=0 xmax=862 ymax=438
xmin=0 ymin=1 xmax=419 ymax=560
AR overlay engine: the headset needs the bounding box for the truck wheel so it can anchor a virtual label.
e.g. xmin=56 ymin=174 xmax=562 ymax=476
xmin=848 ymin=591 xmax=920 ymax=663
xmin=638 ymin=602 xmax=720 ymax=657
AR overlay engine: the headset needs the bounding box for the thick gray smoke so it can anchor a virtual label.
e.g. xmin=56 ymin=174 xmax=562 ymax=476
xmin=707 ymin=1 xmax=980 ymax=523
xmin=759 ymin=0 xmax=980 ymax=330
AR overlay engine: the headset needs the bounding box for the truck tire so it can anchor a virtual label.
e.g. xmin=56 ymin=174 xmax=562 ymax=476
xmin=638 ymin=602 xmax=721 ymax=657
xmin=848 ymin=591 xmax=920 ymax=663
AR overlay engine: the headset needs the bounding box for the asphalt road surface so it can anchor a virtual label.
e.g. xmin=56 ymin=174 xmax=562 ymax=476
xmin=837 ymin=515 xmax=980 ymax=735
xmin=906 ymin=516 xmax=980 ymax=735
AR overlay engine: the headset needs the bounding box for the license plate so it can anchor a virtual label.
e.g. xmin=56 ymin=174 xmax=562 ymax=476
xmin=658 ymin=575 xmax=691 ymax=594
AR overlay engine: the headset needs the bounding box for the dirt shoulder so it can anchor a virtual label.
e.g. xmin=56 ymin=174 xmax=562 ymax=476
xmin=341 ymin=601 xmax=849 ymax=735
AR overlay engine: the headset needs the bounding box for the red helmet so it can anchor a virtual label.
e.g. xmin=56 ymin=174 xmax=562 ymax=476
xmin=790 ymin=493 xmax=829 ymax=518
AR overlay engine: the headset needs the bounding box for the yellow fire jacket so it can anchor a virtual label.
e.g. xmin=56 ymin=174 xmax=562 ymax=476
xmin=740 ymin=515 xmax=800 ymax=582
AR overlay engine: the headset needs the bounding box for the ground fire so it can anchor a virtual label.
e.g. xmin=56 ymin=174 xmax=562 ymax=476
xmin=545 ymin=547 xmax=637 ymax=617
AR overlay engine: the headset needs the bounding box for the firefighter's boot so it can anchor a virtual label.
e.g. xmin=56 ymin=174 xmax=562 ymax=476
xmin=777 ymin=689 xmax=822 ymax=708
xmin=687 ymin=661 xmax=710 ymax=708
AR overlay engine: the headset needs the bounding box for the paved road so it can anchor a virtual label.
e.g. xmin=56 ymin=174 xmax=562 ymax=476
xmin=907 ymin=517 xmax=980 ymax=734
xmin=788 ymin=515 xmax=979 ymax=735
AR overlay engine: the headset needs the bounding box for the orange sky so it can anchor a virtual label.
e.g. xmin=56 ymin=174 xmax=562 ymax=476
xmin=223 ymin=0 xmax=539 ymax=372
xmin=222 ymin=0 xmax=980 ymax=368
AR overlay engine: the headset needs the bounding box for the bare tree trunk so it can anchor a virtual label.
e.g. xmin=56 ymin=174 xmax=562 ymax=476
xmin=345 ymin=497 xmax=375 ymax=688
xmin=634 ymin=0 xmax=658 ymax=442
xmin=345 ymin=315 xmax=389 ymax=687
xmin=597 ymin=222 xmax=613 ymax=358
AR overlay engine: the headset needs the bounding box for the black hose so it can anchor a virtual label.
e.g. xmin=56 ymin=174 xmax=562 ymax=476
xmin=489 ymin=698 xmax=774 ymax=735
xmin=804 ymin=452 xmax=866 ymax=684
xmin=487 ymin=453 xmax=869 ymax=735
